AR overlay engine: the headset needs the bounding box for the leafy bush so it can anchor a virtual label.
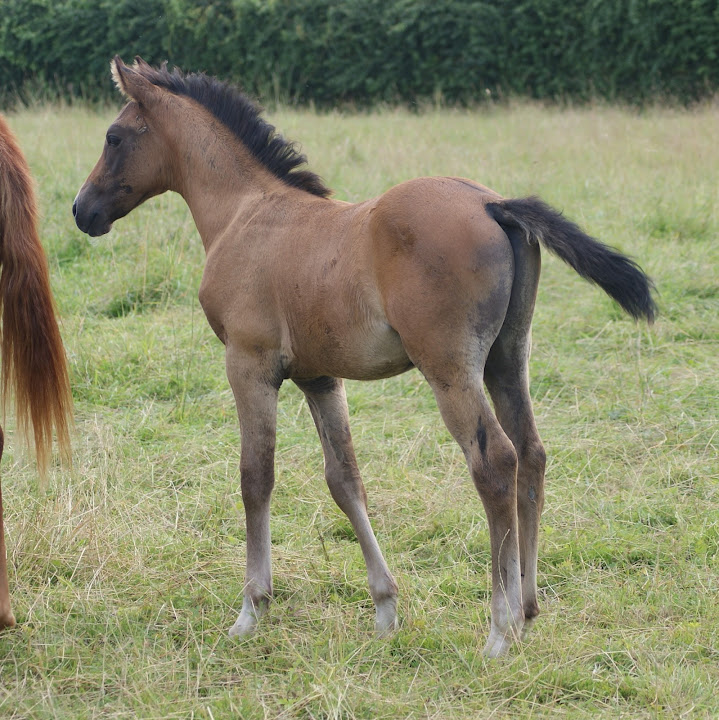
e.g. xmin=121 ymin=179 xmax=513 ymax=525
xmin=1 ymin=0 xmax=717 ymax=108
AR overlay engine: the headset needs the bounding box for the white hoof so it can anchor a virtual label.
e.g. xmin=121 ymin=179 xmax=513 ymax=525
xmin=228 ymin=598 xmax=268 ymax=638
xmin=483 ymin=631 xmax=512 ymax=658
xmin=228 ymin=612 xmax=258 ymax=638
xmin=483 ymin=616 xmax=523 ymax=658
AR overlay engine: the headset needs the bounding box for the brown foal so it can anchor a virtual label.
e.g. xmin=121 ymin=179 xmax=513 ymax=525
xmin=0 ymin=114 xmax=73 ymax=630
xmin=74 ymin=57 xmax=655 ymax=657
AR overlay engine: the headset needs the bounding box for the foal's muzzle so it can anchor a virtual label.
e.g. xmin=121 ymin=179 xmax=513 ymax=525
xmin=73 ymin=186 xmax=114 ymax=237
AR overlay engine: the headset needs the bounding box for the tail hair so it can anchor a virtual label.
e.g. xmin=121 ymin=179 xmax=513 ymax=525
xmin=0 ymin=115 xmax=72 ymax=476
xmin=486 ymin=196 xmax=657 ymax=322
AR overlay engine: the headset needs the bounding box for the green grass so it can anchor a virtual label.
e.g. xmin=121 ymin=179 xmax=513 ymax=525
xmin=0 ymin=101 xmax=717 ymax=718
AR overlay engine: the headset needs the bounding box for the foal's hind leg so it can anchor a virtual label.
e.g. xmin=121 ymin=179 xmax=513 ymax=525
xmin=429 ymin=376 xmax=524 ymax=657
xmin=295 ymin=377 xmax=399 ymax=635
xmin=485 ymin=345 xmax=545 ymax=634
xmin=375 ymin=223 xmax=522 ymax=655
xmin=484 ymin=229 xmax=545 ymax=633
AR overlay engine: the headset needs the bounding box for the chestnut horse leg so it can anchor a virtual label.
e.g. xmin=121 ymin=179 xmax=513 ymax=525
xmin=295 ymin=377 xmax=399 ymax=635
xmin=0 ymin=425 xmax=15 ymax=630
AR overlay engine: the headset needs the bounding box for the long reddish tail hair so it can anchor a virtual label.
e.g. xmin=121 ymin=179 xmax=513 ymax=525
xmin=0 ymin=114 xmax=72 ymax=474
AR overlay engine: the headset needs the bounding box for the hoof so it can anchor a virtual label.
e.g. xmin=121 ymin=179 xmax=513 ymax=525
xmin=228 ymin=597 xmax=269 ymax=639
xmin=483 ymin=619 xmax=523 ymax=658
xmin=0 ymin=611 xmax=16 ymax=631
xmin=520 ymin=615 xmax=537 ymax=641
xmin=482 ymin=633 xmax=512 ymax=658
xmin=228 ymin=613 xmax=258 ymax=638
xmin=375 ymin=615 xmax=399 ymax=638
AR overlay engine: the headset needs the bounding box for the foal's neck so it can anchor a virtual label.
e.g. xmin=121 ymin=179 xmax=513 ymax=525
xmin=167 ymin=110 xmax=289 ymax=252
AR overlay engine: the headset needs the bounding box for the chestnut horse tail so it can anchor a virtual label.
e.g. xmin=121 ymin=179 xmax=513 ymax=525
xmin=485 ymin=196 xmax=657 ymax=323
xmin=0 ymin=115 xmax=72 ymax=475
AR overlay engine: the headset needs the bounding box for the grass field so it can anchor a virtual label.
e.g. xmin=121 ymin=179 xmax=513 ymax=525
xmin=0 ymin=101 xmax=717 ymax=718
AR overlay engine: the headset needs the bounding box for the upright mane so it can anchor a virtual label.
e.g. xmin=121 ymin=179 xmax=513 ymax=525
xmin=135 ymin=62 xmax=331 ymax=198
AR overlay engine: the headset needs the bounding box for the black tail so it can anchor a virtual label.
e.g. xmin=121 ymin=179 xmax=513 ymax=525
xmin=486 ymin=196 xmax=656 ymax=322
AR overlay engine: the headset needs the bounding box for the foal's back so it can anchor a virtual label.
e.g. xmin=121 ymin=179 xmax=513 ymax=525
xmin=201 ymin=175 xmax=514 ymax=384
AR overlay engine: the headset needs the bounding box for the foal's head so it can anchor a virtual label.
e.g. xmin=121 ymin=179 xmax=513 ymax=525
xmin=74 ymin=57 xmax=330 ymax=237
xmin=73 ymin=57 xmax=175 ymax=236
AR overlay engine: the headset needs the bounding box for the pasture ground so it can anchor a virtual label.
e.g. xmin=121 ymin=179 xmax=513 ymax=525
xmin=0 ymin=102 xmax=717 ymax=718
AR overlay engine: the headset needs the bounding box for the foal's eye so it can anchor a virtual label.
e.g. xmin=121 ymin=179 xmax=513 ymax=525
xmin=106 ymin=134 xmax=122 ymax=148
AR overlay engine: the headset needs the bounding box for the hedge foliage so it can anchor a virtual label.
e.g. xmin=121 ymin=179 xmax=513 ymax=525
xmin=1 ymin=0 xmax=718 ymax=108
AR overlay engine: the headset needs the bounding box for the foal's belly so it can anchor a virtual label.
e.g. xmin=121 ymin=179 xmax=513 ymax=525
xmin=287 ymin=320 xmax=413 ymax=381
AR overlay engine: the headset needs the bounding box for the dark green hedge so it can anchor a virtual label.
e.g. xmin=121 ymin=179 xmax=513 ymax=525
xmin=1 ymin=0 xmax=718 ymax=108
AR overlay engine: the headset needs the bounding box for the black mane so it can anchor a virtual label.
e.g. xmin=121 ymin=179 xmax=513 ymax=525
xmin=138 ymin=63 xmax=331 ymax=198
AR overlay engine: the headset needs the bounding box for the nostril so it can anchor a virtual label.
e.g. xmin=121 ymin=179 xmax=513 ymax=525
xmin=72 ymin=200 xmax=77 ymax=217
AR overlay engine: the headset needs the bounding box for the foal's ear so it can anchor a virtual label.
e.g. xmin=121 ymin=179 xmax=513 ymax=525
xmin=133 ymin=56 xmax=153 ymax=71
xmin=111 ymin=56 xmax=159 ymax=106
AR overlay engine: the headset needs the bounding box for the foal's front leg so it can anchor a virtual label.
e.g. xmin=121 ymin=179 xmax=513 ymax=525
xmin=295 ymin=377 xmax=399 ymax=635
xmin=225 ymin=348 xmax=280 ymax=638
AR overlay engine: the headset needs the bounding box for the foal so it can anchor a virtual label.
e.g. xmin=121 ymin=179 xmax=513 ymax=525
xmin=74 ymin=58 xmax=655 ymax=656
xmin=0 ymin=114 xmax=73 ymax=629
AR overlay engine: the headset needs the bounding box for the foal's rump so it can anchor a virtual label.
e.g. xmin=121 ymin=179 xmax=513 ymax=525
xmin=369 ymin=177 xmax=517 ymax=378
xmin=368 ymin=177 xmax=656 ymax=381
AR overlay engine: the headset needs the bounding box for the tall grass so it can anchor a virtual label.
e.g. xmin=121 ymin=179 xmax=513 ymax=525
xmin=0 ymin=102 xmax=717 ymax=718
